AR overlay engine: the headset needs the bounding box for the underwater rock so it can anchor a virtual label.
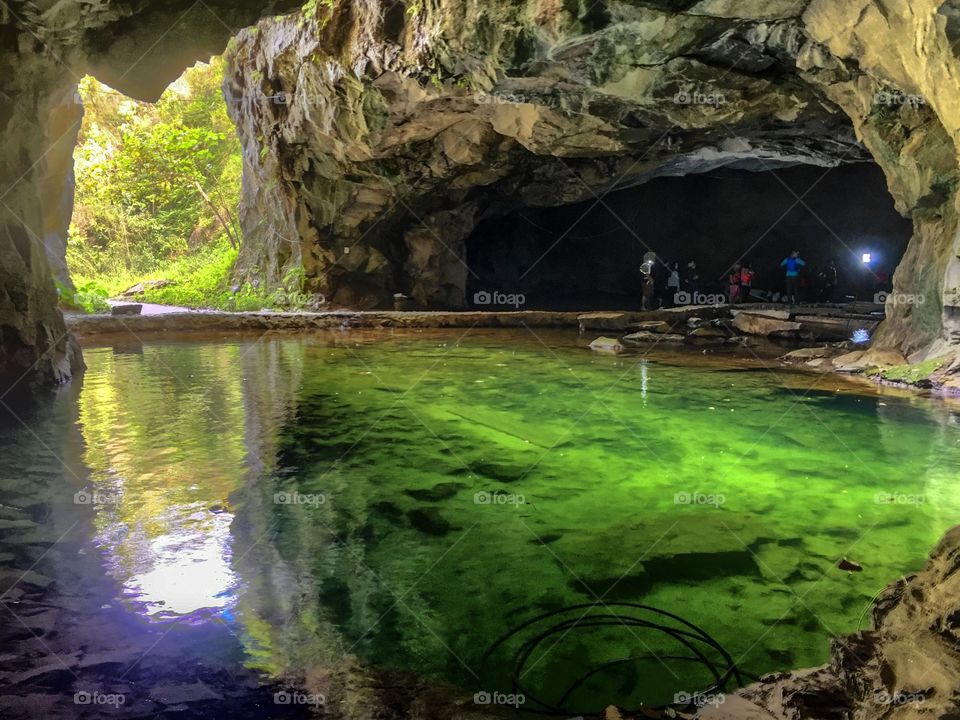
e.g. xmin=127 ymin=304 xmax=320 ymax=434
xmin=407 ymin=507 xmax=456 ymax=536
xmin=589 ymin=337 xmax=624 ymax=353
xmin=404 ymin=482 xmax=463 ymax=502
xmin=733 ymin=525 xmax=960 ymax=720
xmin=836 ymin=557 xmax=863 ymax=572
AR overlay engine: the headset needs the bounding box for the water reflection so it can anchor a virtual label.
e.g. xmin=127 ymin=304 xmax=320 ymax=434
xmin=76 ymin=343 xmax=263 ymax=620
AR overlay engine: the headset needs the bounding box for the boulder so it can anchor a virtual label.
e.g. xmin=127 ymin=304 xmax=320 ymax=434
xmin=589 ymin=336 xmax=624 ymax=353
xmin=732 ymin=313 xmax=802 ymax=336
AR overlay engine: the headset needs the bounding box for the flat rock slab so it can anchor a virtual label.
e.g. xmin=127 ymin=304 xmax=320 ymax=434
xmin=781 ymin=346 xmax=833 ymax=360
xmin=732 ymin=313 xmax=802 ymax=336
xmin=622 ymin=331 xmax=686 ymax=344
xmin=578 ymin=312 xmax=636 ymax=331
xmin=731 ymin=308 xmax=792 ymax=320
xmin=627 ymin=320 xmax=673 ymax=333
xmin=110 ymin=303 xmax=142 ymax=316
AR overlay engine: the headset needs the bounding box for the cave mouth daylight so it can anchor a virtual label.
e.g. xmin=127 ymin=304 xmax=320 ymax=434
xmin=465 ymin=163 xmax=914 ymax=311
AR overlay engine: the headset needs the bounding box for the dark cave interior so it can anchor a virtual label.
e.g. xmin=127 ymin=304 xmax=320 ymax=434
xmin=465 ymin=163 xmax=914 ymax=310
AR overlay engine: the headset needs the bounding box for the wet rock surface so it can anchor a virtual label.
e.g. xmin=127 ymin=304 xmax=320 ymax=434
xmin=724 ymin=526 xmax=960 ymax=720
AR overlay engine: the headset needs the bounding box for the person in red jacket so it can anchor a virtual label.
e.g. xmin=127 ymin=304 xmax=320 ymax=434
xmin=739 ymin=263 xmax=754 ymax=304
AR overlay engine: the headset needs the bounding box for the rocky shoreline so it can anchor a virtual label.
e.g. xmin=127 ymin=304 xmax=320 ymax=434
xmin=71 ymin=303 xmax=960 ymax=394
xmin=704 ymin=526 xmax=960 ymax=720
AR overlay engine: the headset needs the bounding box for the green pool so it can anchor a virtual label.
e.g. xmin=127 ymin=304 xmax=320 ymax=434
xmin=70 ymin=330 xmax=960 ymax=713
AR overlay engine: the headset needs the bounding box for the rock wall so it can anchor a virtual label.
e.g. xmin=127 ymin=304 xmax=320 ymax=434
xmin=802 ymin=0 xmax=960 ymax=360
xmin=223 ymin=0 xmax=864 ymax=309
xmin=0 ymin=0 xmax=301 ymax=390
xmin=223 ymin=0 xmax=960 ymax=360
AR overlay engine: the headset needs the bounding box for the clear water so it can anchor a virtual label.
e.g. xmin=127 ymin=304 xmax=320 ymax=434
xmin=2 ymin=330 xmax=958 ymax=714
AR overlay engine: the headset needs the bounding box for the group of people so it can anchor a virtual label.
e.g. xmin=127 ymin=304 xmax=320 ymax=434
xmin=638 ymin=249 xmax=863 ymax=309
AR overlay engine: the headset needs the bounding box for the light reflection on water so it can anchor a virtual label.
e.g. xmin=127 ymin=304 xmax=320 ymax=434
xmin=76 ymin=342 xmax=253 ymax=621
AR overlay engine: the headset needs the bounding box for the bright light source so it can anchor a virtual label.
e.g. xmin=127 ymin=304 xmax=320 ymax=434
xmin=861 ymin=253 xmax=872 ymax=264
xmin=852 ymin=329 xmax=871 ymax=344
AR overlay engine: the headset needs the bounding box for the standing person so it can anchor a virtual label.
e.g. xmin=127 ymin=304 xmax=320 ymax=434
xmin=666 ymin=262 xmax=680 ymax=307
xmin=728 ymin=263 xmax=742 ymax=304
xmin=739 ymin=262 xmax=754 ymax=304
xmin=684 ymin=260 xmax=700 ymax=295
xmin=818 ymin=259 xmax=838 ymax=302
xmin=640 ymin=257 xmax=655 ymax=311
xmin=780 ymin=250 xmax=806 ymax=305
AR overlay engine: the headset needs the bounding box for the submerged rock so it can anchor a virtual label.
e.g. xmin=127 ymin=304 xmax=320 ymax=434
xmin=589 ymin=336 xmax=624 ymax=353
xmin=732 ymin=526 xmax=960 ymax=720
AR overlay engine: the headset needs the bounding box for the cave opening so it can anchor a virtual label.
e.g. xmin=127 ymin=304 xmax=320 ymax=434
xmin=465 ymin=163 xmax=914 ymax=311
xmin=63 ymin=57 xmax=245 ymax=312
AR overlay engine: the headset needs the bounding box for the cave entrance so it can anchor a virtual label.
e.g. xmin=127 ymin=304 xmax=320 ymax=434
xmin=64 ymin=56 xmax=244 ymax=312
xmin=465 ymin=163 xmax=913 ymax=311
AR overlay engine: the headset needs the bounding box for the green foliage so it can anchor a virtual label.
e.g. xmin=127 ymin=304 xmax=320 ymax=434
xmin=57 ymin=280 xmax=111 ymax=314
xmin=68 ymin=57 xmax=243 ymax=290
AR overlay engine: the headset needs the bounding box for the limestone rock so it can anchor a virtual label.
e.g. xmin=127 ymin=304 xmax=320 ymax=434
xmin=860 ymin=349 xmax=908 ymax=369
xmin=579 ymin=313 xmax=633 ymax=332
xmin=781 ymin=346 xmax=832 ymax=361
xmin=831 ymin=350 xmax=868 ymax=372
xmin=589 ymin=336 xmax=624 ymax=353
xmin=732 ymin=313 xmax=803 ymax=336
xmin=629 ymin=321 xmax=673 ymax=334
xmin=732 ymin=309 xmax=792 ymax=321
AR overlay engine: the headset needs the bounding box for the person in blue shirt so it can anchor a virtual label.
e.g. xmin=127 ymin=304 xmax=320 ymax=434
xmin=781 ymin=250 xmax=806 ymax=304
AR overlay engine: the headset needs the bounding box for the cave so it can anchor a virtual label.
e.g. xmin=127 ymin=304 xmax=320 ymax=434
xmin=4 ymin=2 xmax=960 ymax=720
xmin=465 ymin=163 xmax=914 ymax=310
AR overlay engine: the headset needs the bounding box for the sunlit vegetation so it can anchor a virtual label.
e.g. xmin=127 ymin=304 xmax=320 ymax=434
xmin=67 ymin=58 xmax=278 ymax=310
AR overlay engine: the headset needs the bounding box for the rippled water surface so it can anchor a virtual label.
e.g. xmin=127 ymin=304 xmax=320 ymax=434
xmin=3 ymin=330 xmax=959 ymax=714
